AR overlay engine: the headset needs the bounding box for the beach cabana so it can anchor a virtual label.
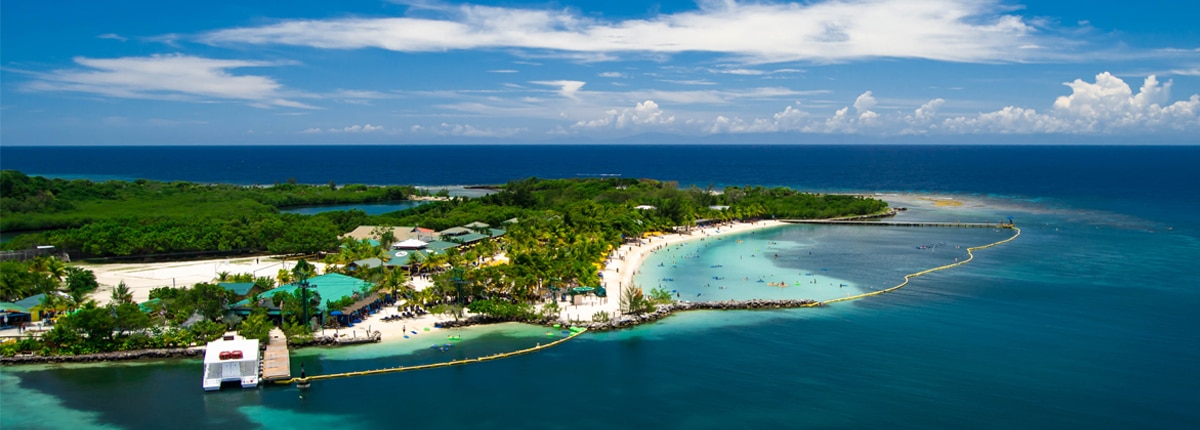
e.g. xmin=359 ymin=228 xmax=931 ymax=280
xmin=569 ymin=286 xmax=596 ymax=305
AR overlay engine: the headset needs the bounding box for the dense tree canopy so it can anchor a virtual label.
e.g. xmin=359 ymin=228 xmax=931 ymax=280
xmin=1 ymin=170 xmax=419 ymax=256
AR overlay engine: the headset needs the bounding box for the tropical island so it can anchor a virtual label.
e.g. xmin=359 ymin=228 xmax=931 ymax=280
xmin=1 ymin=171 xmax=892 ymax=361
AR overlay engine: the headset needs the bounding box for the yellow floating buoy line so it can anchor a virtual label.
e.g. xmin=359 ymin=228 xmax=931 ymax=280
xmin=276 ymin=328 xmax=588 ymax=385
xmin=821 ymin=227 xmax=1021 ymax=305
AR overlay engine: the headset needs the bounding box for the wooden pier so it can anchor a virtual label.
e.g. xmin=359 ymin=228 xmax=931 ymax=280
xmin=781 ymin=220 xmax=1013 ymax=229
xmin=260 ymin=328 xmax=291 ymax=382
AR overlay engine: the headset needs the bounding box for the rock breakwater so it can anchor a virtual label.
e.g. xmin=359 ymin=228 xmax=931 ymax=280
xmin=1 ymin=347 xmax=204 ymax=365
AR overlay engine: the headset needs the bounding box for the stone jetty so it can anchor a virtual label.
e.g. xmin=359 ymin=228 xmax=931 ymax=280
xmin=1 ymin=346 xmax=205 ymax=365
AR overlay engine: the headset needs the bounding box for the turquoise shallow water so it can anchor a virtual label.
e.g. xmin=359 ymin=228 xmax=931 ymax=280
xmin=2 ymin=146 xmax=1199 ymax=429
xmin=635 ymin=223 xmax=1013 ymax=302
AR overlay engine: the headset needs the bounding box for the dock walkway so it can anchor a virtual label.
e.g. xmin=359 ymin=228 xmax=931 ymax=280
xmin=260 ymin=328 xmax=291 ymax=382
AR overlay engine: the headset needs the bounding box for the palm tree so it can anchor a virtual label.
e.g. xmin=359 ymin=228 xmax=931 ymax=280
xmin=378 ymin=267 xmax=407 ymax=296
xmin=64 ymin=266 xmax=99 ymax=308
xmin=36 ymin=292 xmax=63 ymax=315
xmin=277 ymin=268 xmax=294 ymax=286
xmin=408 ymin=252 xmax=425 ymax=277
xmin=110 ymin=281 xmax=134 ymax=305
xmin=291 ymin=259 xmax=315 ymax=282
xmin=28 ymin=256 xmax=67 ymax=284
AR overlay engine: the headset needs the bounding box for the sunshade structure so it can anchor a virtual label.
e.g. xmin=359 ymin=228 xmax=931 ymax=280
xmin=392 ymin=239 xmax=428 ymax=249
xmin=439 ymin=227 xmax=472 ymax=236
xmin=138 ymin=298 xmax=164 ymax=313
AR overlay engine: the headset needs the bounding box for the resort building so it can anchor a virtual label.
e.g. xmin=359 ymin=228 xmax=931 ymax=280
xmin=343 ymin=221 xmax=505 ymax=273
xmin=262 ymin=273 xmax=384 ymax=327
xmin=10 ymin=293 xmax=66 ymax=323
xmin=341 ymin=226 xmax=438 ymax=243
xmin=0 ymin=302 xmax=31 ymax=328
xmin=217 ymin=282 xmax=266 ymax=301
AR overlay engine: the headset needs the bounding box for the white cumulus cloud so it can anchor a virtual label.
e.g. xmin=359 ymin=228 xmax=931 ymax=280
xmin=333 ymin=124 xmax=385 ymax=133
xmin=573 ymin=100 xmax=676 ymax=130
xmin=436 ymin=123 xmax=524 ymax=137
xmin=944 ymin=72 xmax=1200 ymax=134
xmin=201 ymin=0 xmax=1057 ymax=64
xmin=709 ymin=72 xmax=1200 ymax=136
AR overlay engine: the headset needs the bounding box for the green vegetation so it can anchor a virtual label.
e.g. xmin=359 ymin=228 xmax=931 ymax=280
xmin=647 ymin=287 xmax=675 ymax=304
xmin=148 ymin=283 xmax=236 ymax=325
xmin=1 ymin=170 xmax=417 ymax=256
xmin=620 ymin=285 xmax=655 ymax=315
xmin=2 ymin=175 xmax=889 ymax=358
xmin=466 ymin=299 xmax=536 ymax=320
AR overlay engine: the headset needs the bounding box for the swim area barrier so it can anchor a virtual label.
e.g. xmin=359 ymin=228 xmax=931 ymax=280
xmin=279 ymin=225 xmax=1021 ymax=386
xmin=275 ymin=327 xmax=587 ymax=385
xmin=821 ymin=226 xmax=1021 ymax=305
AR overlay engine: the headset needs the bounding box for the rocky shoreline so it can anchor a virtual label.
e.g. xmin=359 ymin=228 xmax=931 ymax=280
xmin=1 ymin=346 xmax=205 ymax=365
xmin=575 ymin=298 xmax=822 ymax=331
xmin=439 ymin=298 xmax=822 ymax=331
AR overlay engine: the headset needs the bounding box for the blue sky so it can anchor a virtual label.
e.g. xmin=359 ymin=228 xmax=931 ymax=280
xmin=2 ymin=0 xmax=1199 ymax=145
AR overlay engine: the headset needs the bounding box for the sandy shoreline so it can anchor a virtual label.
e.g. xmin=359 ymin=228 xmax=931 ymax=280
xmin=557 ymin=220 xmax=787 ymax=323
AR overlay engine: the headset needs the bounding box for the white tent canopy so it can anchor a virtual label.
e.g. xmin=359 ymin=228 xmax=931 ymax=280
xmin=392 ymin=239 xmax=429 ymax=249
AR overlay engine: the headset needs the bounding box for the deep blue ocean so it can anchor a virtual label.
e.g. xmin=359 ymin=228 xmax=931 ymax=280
xmin=1 ymin=145 xmax=1198 ymax=429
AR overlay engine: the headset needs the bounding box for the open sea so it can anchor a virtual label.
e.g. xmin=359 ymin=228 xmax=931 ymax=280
xmin=1 ymin=145 xmax=1198 ymax=429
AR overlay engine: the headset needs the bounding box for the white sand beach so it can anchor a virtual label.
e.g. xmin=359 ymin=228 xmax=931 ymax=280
xmin=80 ymin=256 xmax=325 ymax=305
xmin=557 ymin=220 xmax=786 ymax=323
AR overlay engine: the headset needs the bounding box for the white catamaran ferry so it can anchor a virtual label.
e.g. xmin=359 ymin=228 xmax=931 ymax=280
xmin=202 ymin=333 xmax=260 ymax=391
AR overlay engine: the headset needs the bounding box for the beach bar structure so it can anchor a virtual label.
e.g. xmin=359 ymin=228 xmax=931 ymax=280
xmin=202 ymin=333 xmax=260 ymax=391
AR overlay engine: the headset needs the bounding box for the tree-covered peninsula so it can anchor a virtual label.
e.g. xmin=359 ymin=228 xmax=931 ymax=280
xmin=2 ymin=174 xmax=889 ymax=358
xmin=2 ymin=172 xmax=887 ymax=258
